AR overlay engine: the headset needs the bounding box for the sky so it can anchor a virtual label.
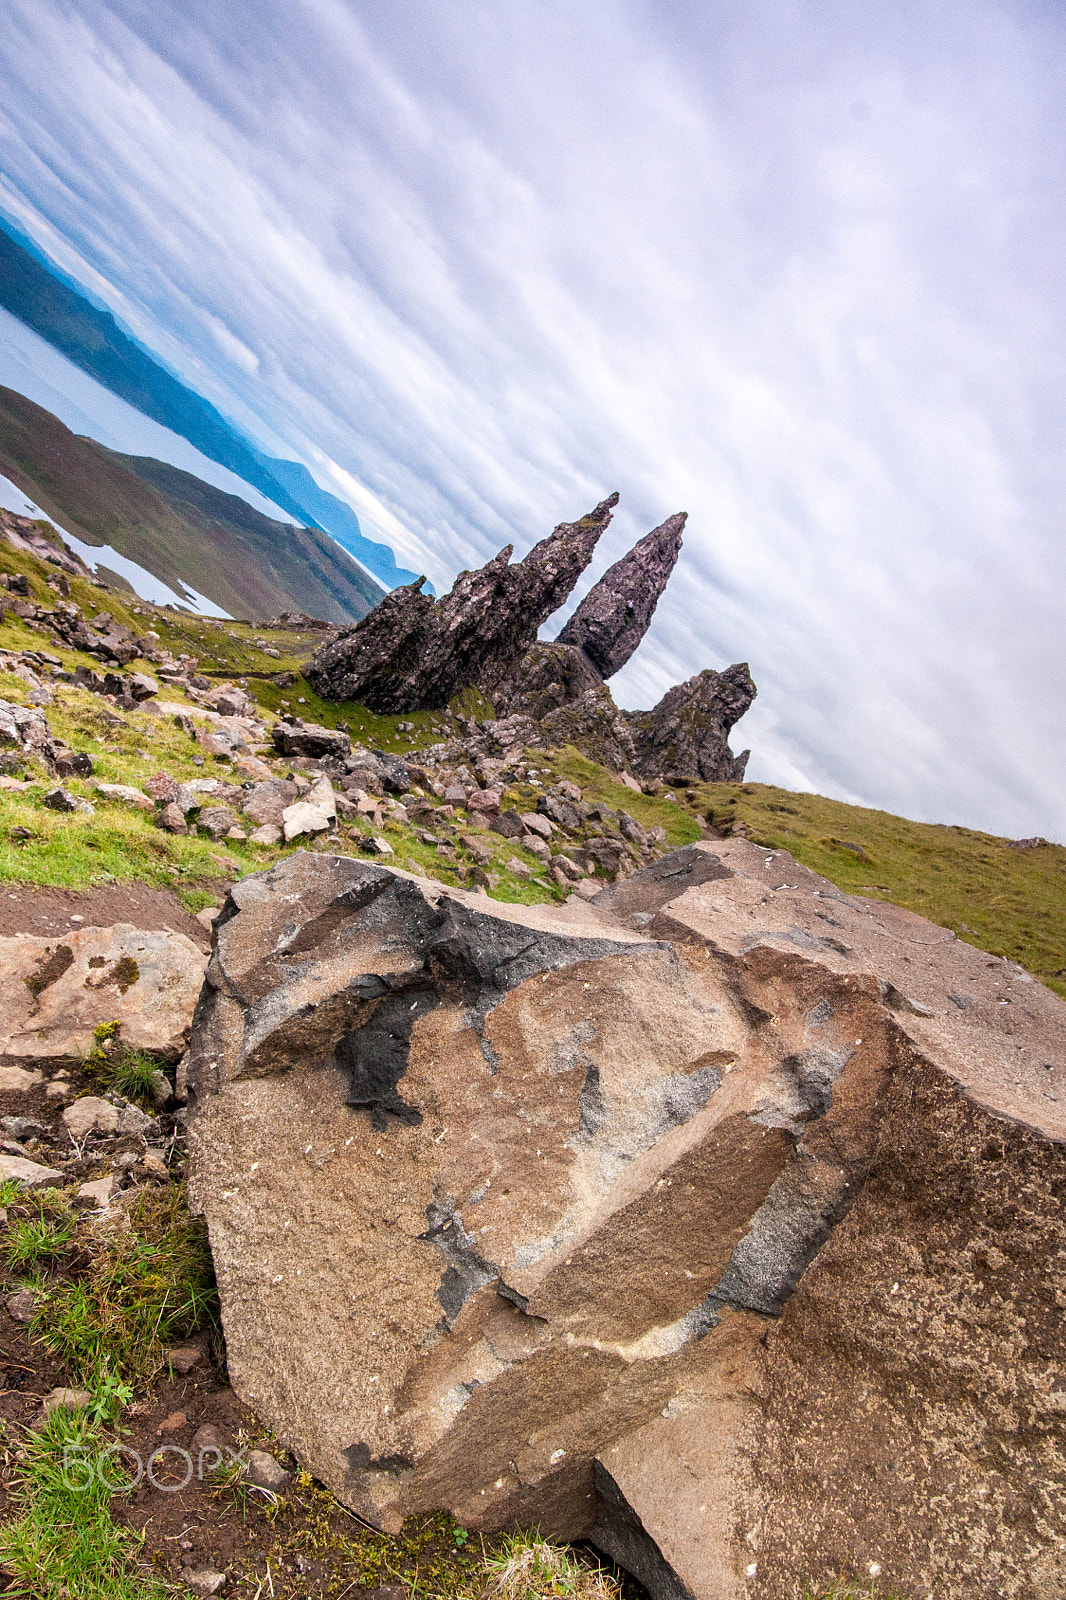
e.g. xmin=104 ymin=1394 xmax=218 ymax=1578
xmin=0 ymin=0 xmax=1063 ymax=840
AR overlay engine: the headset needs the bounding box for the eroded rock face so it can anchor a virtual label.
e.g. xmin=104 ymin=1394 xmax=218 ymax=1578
xmin=186 ymin=845 xmax=1066 ymax=1599
xmin=626 ymin=662 xmax=757 ymax=782
xmin=305 ymin=497 xmax=618 ymax=712
xmin=557 ymin=512 xmax=685 ymax=678
xmin=0 ymin=924 xmax=207 ymax=1062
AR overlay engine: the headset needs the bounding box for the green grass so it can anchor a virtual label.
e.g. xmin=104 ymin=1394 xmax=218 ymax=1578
xmin=29 ymin=1184 xmax=217 ymax=1391
xmin=89 ymin=1043 xmax=168 ymax=1109
xmin=1 ymin=536 xmax=1063 ymax=992
xmin=3 ymin=1212 xmax=75 ymax=1273
xmin=480 ymin=1533 xmax=620 ymax=1600
xmin=0 ymin=1407 xmax=165 ymax=1600
xmin=802 ymin=1577 xmax=909 ymax=1599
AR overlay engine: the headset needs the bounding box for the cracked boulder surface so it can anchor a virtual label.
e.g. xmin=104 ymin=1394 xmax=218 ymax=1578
xmin=186 ymin=845 xmax=1066 ymax=1600
xmin=303 ymin=496 xmax=618 ymax=712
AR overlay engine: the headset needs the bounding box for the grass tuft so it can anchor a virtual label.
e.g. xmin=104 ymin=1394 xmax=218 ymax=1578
xmin=29 ymin=1183 xmax=217 ymax=1391
xmin=480 ymin=1534 xmax=621 ymax=1600
xmin=0 ymin=1407 xmax=166 ymax=1599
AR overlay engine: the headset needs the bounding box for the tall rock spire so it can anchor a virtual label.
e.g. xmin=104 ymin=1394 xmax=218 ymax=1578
xmin=305 ymin=494 xmax=618 ymax=711
xmin=557 ymin=511 xmax=685 ymax=678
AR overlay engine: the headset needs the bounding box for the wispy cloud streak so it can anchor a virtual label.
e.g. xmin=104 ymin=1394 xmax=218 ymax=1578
xmin=0 ymin=0 xmax=1063 ymax=836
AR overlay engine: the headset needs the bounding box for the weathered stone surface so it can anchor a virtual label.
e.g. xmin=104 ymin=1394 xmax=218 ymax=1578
xmin=187 ymin=844 xmax=1066 ymax=1600
xmin=241 ymin=778 xmax=299 ymax=828
xmin=95 ymin=781 xmax=154 ymax=811
xmin=0 ymin=925 xmax=207 ymax=1061
xmin=0 ymin=1154 xmax=64 ymax=1188
xmin=63 ymin=1096 xmax=120 ymax=1139
xmin=625 ymin=662 xmax=756 ymax=782
xmin=272 ymin=718 xmax=351 ymax=760
xmin=305 ymin=496 xmax=619 ymax=711
xmin=282 ymin=775 xmax=336 ymax=841
xmin=43 ymin=786 xmax=93 ymax=815
xmin=509 ymin=642 xmax=604 ymax=720
xmin=558 ymin=512 xmax=685 ymax=678
xmin=540 ymin=684 xmax=639 ymax=775
xmin=0 ymin=1065 xmax=42 ymax=1093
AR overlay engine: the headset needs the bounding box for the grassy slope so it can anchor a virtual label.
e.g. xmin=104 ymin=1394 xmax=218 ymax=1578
xmin=0 ymin=386 xmax=383 ymax=623
xmin=0 ymin=529 xmax=1061 ymax=998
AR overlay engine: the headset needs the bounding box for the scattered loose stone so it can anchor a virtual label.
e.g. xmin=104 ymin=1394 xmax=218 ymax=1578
xmin=77 ymin=1174 xmax=118 ymax=1206
xmin=0 ymin=1065 xmax=42 ymax=1093
xmin=168 ymin=1345 xmax=207 ymax=1375
xmin=42 ymin=1387 xmax=92 ymax=1415
xmin=6 ymin=1288 xmax=37 ymax=1322
xmin=95 ymin=781 xmax=154 ymax=810
xmin=63 ymin=1097 xmax=120 ymax=1140
xmin=181 ymin=1569 xmax=227 ymax=1597
xmin=43 ymin=786 xmax=94 ymax=815
xmin=0 ymin=1154 xmax=64 ymax=1188
xmin=0 ymin=926 xmax=207 ymax=1063
xmin=245 ymin=1450 xmax=291 ymax=1493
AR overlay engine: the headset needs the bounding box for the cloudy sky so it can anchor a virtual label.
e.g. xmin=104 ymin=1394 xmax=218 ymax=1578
xmin=0 ymin=0 xmax=1063 ymax=839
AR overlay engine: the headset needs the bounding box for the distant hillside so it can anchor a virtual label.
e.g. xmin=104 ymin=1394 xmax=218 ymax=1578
xmin=0 ymin=219 xmax=422 ymax=590
xmin=0 ymin=384 xmax=384 ymax=623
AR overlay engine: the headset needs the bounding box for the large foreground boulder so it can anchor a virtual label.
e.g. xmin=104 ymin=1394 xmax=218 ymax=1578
xmin=186 ymin=846 xmax=1066 ymax=1600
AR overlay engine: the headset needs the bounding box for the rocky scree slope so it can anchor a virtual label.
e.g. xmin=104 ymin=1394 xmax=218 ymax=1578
xmin=186 ymin=842 xmax=1066 ymax=1600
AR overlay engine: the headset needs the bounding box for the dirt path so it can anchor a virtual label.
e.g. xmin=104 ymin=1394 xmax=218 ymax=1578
xmin=0 ymin=882 xmax=213 ymax=951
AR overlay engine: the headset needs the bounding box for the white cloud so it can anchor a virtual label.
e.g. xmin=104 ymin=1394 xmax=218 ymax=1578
xmin=0 ymin=0 xmax=1063 ymax=838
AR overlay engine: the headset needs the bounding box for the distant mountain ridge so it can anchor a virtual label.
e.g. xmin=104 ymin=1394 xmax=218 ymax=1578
xmin=0 ymin=385 xmax=383 ymax=624
xmin=0 ymin=219 xmax=423 ymax=591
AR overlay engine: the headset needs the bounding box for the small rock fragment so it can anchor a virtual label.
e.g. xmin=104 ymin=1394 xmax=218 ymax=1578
xmin=181 ymin=1569 xmax=227 ymax=1597
xmin=77 ymin=1174 xmax=118 ymax=1207
xmin=95 ymin=782 xmax=154 ymax=811
xmin=245 ymin=1450 xmax=291 ymax=1492
xmin=5 ymin=1287 xmax=37 ymax=1323
xmin=0 ymin=1153 xmax=65 ymax=1188
xmin=42 ymin=1387 xmax=92 ymax=1414
xmin=168 ymin=1345 xmax=207 ymax=1375
xmin=43 ymin=786 xmax=93 ymax=814
xmin=0 ymin=1065 xmax=42 ymax=1093
xmin=63 ymin=1096 xmax=120 ymax=1140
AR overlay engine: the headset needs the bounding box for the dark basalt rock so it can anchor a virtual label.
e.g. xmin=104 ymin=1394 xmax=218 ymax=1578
xmin=557 ymin=511 xmax=685 ymax=678
xmin=305 ymin=496 xmax=619 ymax=713
xmin=508 ymin=640 xmax=604 ymax=720
xmin=625 ymin=663 xmax=756 ymax=783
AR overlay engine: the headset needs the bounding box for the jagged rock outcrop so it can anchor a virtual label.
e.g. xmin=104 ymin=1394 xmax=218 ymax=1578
xmin=626 ymin=662 xmax=756 ymax=782
xmin=305 ymin=496 xmax=618 ymax=712
xmin=508 ymin=641 xmax=604 ymax=720
xmin=187 ymin=845 xmax=1066 ymax=1600
xmin=557 ymin=511 xmax=685 ymax=677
